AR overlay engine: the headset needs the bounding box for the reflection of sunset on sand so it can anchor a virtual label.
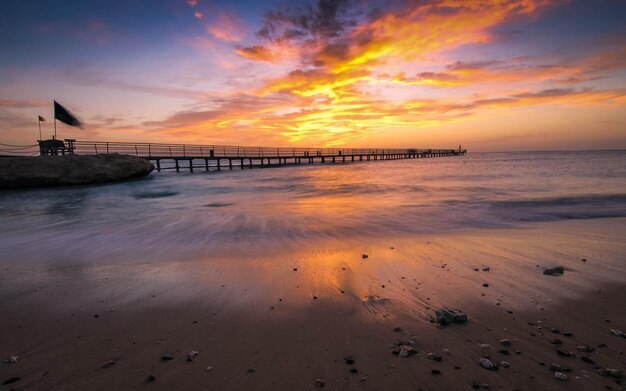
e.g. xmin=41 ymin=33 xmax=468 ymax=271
xmin=2 ymin=218 xmax=625 ymax=389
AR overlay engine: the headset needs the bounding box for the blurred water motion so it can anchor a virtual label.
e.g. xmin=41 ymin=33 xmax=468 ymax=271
xmin=0 ymin=151 xmax=624 ymax=266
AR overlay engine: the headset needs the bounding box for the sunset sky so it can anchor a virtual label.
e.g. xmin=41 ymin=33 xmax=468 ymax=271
xmin=1 ymin=0 xmax=625 ymax=151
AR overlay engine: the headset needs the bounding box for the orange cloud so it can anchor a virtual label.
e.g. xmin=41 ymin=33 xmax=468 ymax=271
xmin=235 ymin=41 xmax=300 ymax=64
xmin=143 ymin=0 xmax=625 ymax=147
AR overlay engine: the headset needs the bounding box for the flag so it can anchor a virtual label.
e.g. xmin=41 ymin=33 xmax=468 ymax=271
xmin=54 ymin=100 xmax=82 ymax=127
xmin=38 ymin=115 xmax=45 ymax=122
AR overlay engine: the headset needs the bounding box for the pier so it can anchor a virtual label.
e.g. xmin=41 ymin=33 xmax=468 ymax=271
xmin=3 ymin=140 xmax=467 ymax=172
xmin=70 ymin=141 xmax=467 ymax=172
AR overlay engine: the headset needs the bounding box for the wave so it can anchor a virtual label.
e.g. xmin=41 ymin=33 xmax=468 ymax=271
xmin=487 ymin=193 xmax=626 ymax=222
xmin=492 ymin=194 xmax=626 ymax=208
xmin=133 ymin=191 xmax=178 ymax=199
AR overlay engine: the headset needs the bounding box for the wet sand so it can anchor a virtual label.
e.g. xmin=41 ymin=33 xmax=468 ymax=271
xmin=1 ymin=218 xmax=625 ymax=390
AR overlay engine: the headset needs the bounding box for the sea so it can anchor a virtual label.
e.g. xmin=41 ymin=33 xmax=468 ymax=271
xmin=0 ymin=150 xmax=624 ymax=265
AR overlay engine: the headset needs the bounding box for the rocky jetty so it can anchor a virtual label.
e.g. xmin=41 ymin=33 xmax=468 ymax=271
xmin=0 ymin=154 xmax=154 ymax=189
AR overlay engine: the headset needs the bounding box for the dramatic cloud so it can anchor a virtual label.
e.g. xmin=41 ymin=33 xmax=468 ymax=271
xmin=3 ymin=0 xmax=625 ymax=148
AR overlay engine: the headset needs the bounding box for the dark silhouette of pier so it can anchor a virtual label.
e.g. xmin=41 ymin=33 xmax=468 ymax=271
xmin=70 ymin=141 xmax=467 ymax=172
xmin=4 ymin=140 xmax=467 ymax=172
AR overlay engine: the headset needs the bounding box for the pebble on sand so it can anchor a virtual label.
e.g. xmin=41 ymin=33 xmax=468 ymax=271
xmin=554 ymin=371 xmax=567 ymax=381
xmin=101 ymin=360 xmax=116 ymax=368
xmin=161 ymin=354 xmax=174 ymax=361
xmin=315 ymin=378 xmax=326 ymax=387
xmin=580 ymin=356 xmax=594 ymax=364
xmin=7 ymin=356 xmax=18 ymax=364
xmin=543 ymin=266 xmax=564 ymax=276
xmin=362 ymin=253 xmax=368 ymax=259
xmin=187 ymin=351 xmax=199 ymax=362
xmin=555 ymin=347 xmax=574 ymax=357
xmin=610 ymin=329 xmax=624 ymax=338
xmin=479 ymin=358 xmax=496 ymax=370
xmin=598 ymin=368 xmax=623 ymax=378
xmin=427 ymin=353 xmax=442 ymax=362
xmin=576 ymin=345 xmax=594 ymax=352
xmin=392 ymin=343 xmax=417 ymax=357
xmin=435 ymin=308 xmax=468 ymax=326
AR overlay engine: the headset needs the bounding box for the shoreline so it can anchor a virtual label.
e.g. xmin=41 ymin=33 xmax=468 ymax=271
xmin=1 ymin=218 xmax=625 ymax=389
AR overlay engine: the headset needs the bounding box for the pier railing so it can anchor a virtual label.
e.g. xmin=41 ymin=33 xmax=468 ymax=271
xmin=70 ymin=140 xmax=462 ymax=158
xmin=0 ymin=143 xmax=39 ymax=157
xmin=1 ymin=140 xmax=467 ymax=160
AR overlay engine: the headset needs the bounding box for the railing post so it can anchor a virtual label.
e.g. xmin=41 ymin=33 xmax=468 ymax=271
xmin=169 ymin=146 xmax=172 ymax=157
xmin=149 ymin=144 xmax=151 ymax=157
xmin=106 ymin=142 xmax=109 ymax=154
xmin=183 ymin=144 xmax=186 ymax=157
xmin=95 ymin=144 xmax=98 ymax=154
xmin=135 ymin=145 xmax=138 ymax=156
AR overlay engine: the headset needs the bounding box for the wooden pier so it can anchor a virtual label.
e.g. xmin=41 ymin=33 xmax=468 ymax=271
xmin=2 ymin=140 xmax=467 ymax=171
xmin=68 ymin=141 xmax=466 ymax=172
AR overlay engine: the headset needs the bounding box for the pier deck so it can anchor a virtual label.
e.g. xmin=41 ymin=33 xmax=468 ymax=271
xmin=2 ymin=140 xmax=467 ymax=172
xmin=71 ymin=141 xmax=467 ymax=172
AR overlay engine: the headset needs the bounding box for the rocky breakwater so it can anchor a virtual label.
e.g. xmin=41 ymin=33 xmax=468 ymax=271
xmin=0 ymin=154 xmax=154 ymax=189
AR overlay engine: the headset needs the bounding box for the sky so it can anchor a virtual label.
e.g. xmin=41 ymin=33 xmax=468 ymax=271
xmin=1 ymin=0 xmax=625 ymax=151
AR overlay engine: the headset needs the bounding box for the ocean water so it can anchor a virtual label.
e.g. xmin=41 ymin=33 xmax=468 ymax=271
xmin=0 ymin=150 xmax=624 ymax=264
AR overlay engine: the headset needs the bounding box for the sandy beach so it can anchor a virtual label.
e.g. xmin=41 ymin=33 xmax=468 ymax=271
xmin=1 ymin=217 xmax=624 ymax=390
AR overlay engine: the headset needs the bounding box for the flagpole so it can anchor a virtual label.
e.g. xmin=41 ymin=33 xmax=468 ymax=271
xmin=53 ymin=100 xmax=56 ymax=139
